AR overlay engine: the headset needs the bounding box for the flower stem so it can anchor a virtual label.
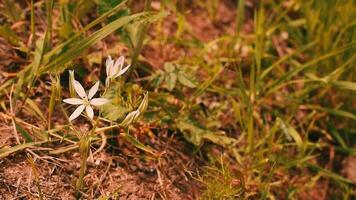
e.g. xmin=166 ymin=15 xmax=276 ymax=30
xmin=75 ymin=121 xmax=97 ymax=196
xmin=75 ymin=134 xmax=90 ymax=196
xmin=130 ymin=0 xmax=151 ymax=76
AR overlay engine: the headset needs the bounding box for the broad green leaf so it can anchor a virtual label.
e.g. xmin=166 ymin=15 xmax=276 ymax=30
xmin=178 ymin=71 xmax=196 ymax=88
xmin=102 ymin=103 xmax=128 ymax=121
xmin=164 ymin=63 xmax=175 ymax=72
xmin=177 ymin=117 xmax=236 ymax=146
xmin=165 ymin=72 xmax=177 ymax=91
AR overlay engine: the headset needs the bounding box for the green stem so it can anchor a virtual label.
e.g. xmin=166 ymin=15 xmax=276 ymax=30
xmin=75 ymin=121 xmax=98 ymax=196
xmin=130 ymin=0 xmax=151 ymax=75
xmin=75 ymin=135 xmax=90 ymax=196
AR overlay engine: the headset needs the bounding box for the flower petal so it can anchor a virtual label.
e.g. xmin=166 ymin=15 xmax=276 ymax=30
xmin=111 ymin=56 xmax=124 ymax=76
xmin=73 ymin=80 xmax=87 ymax=99
xmin=88 ymin=81 xmax=100 ymax=100
xmin=69 ymin=105 xmax=85 ymax=121
xmin=106 ymin=56 xmax=113 ymax=77
xmin=116 ymin=64 xmax=131 ymax=77
xmin=90 ymin=98 xmax=109 ymax=106
xmin=63 ymin=98 xmax=83 ymax=105
xmin=86 ymin=105 xmax=94 ymax=119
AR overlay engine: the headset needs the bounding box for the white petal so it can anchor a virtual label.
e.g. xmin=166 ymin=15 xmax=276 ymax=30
xmin=69 ymin=105 xmax=85 ymax=121
xmin=63 ymin=98 xmax=84 ymax=105
xmin=116 ymin=64 xmax=131 ymax=77
xmin=115 ymin=56 xmax=125 ymax=70
xmin=73 ymin=80 xmax=87 ymax=99
xmin=86 ymin=105 xmax=94 ymax=119
xmin=111 ymin=56 xmax=124 ymax=76
xmin=90 ymin=98 xmax=109 ymax=106
xmin=88 ymin=81 xmax=99 ymax=100
xmin=109 ymin=64 xmax=118 ymax=78
xmin=106 ymin=56 xmax=113 ymax=77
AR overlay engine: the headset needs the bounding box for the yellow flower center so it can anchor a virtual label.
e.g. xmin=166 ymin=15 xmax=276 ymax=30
xmin=83 ymin=97 xmax=90 ymax=106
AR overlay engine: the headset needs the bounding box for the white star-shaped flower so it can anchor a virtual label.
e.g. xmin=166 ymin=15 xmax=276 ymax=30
xmin=105 ymin=55 xmax=131 ymax=86
xmin=63 ymin=80 xmax=109 ymax=121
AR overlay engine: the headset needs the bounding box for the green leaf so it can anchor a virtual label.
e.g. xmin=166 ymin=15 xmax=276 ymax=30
xmin=164 ymin=63 xmax=175 ymax=72
xmin=177 ymin=117 xmax=236 ymax=146
xmin=39 ymin=12 xmax=152 ymax=74
xmin=287 ymin=124 xmax=304 ymax=153
xmin=267 ymin=42 xmax=356 ymax=94
xmin=0 ymin=141 xmax=47 ymax=159
xmin=102 ymin=103 xmax=128 ymax=121
xmin=278 ymin=118 xmax=303 ymax=153
xmin=15 ymin=122 xmax=33 ymax=142
xmin=138 ymin=92 xmax=149 ymax=114
xmin=306 ymin=105 xmax=356 ymax=121
xmin=1 ymin=0 xmax=24 ymax=22
xmin=50 ymin=144 xmax=78 ymax=155
xmin=307 ymin=163 xmax=353 ymax=184
xmin=178 ymin=71 xmax=196 ymax=88
xmin=122 ymin=132 xmax=156 ymax=156
xmin=165 ymin=72 xmax=177 ymax=91
xmin=25 ymin=98 xmax=47 ymax=122
xmin=97 ymin=0 xmax=129 ymax=20
xmin=0 ymin=24 xmax=22 ymax=46
xmin=330 ymin=81 xmax=356 ymax=91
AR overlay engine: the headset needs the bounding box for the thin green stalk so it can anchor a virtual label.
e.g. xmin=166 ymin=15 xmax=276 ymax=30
xmin=236 ymin=0 xmax=245 ymax=36
xmin=75 ymin=135 xmax=90 ymax=195
xmin=130 ymin=0 xmax=151 ymax=74
xmin=75 ymin=120 xmax=99 ymax=196
xmin=247 ymin=63 xmax=255 ymax=153
xmin=75 ymin=134 xmax=91 ymax=195
xmin=29 ymin=0 xmax=35 ymax=54
xmin=45 ymin=0 xmax=54 ymax=46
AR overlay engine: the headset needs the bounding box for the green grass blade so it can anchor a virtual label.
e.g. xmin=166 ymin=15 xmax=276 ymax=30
xmin=266 ymin=42 xmax=356 ymax=94
xmin=14 ymin=121 xmax=33 ymax=142
xmin=39 ymin=12 xmax=155 ymax=74
xmin=330 ymin=81 xmax=356 ymax=91
xmin=0 ymin=141 xmax=47 ymax=159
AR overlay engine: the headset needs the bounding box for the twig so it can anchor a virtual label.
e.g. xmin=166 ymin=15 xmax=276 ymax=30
xmin=93 ymin=159 xmax=112 ymax=196
xmin=92 ymin=132 xmax=107 ymax=157
xmin=8 ymin=84 xmax=20 ymax=144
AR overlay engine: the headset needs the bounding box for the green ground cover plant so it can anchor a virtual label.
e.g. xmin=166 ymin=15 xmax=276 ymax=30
xmin=0 ymin=0 xmax=355 ymax=199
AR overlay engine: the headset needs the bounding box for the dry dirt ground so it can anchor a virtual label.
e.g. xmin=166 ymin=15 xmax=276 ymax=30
xmin=0 ymin=0 xmax=238 ymax=199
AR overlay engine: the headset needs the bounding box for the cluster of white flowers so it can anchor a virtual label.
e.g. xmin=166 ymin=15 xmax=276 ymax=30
xmin=63 ymin=56 xmax=131 ymax=121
